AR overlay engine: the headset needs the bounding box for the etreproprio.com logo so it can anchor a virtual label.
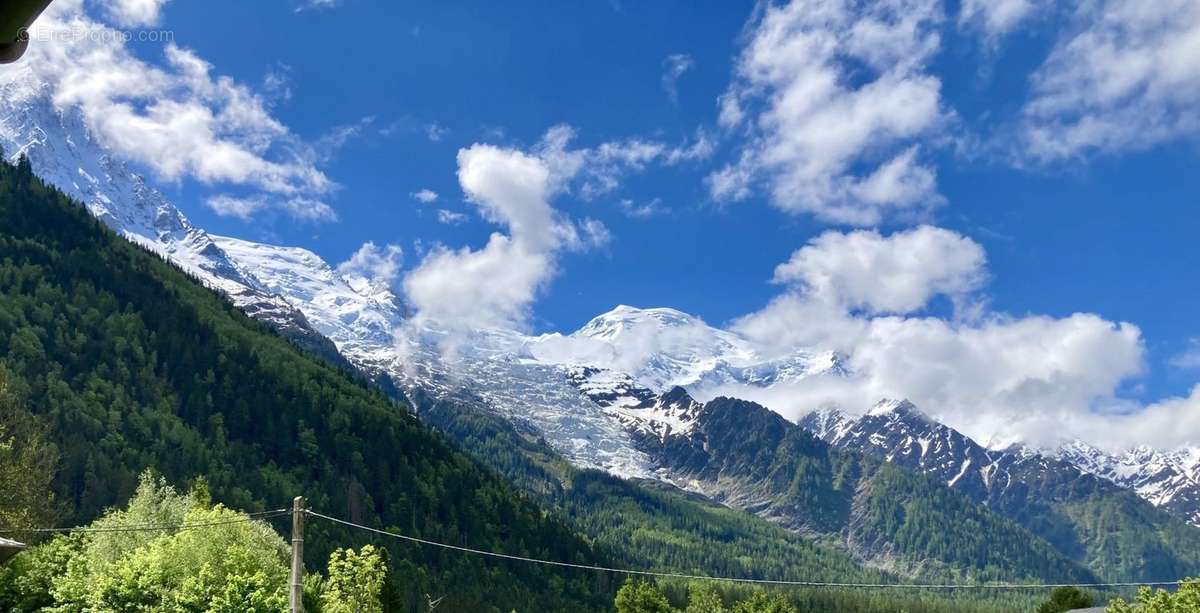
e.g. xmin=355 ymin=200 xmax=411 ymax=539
xmin=19 ymin=26 xmax=175 ymax=45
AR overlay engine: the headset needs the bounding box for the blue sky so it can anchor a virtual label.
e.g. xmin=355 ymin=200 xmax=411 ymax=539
xmin=21 ymin=0 xmax=1200 ymax=447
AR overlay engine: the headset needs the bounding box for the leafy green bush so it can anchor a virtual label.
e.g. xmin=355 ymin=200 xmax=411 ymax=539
xmin=3 ymin=473 xmax=289 ymax=612
xmin=0 ymin=473 xmax=400 ymax=613
xmin=319 ymin=545 xmax=387 ymax=613
xmin=1107 ymin=579 xmax=1200 ymax=612
xmin=1036 ymin=586 xmax=1094 ymax=612
xmin=616 ymin=579 xmax=676 ymax=613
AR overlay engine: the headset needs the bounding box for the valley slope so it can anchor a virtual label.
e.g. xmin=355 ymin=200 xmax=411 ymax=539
xmin=0 ymin=158 xmax=611 ymax=612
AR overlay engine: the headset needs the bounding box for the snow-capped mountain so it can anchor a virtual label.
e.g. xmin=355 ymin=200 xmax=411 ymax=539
xmin=800 ymin=401 xmax=1200 ymax=528
xmin=801 ymin=399 xmax=997 ymax=494
xmin=0 ymin=66 xmax=838 ymax=483
xmin=210 ymin=236 xmax=407 ymax=371
xmin=0 ymin=66 xmax=335 ymax=357
xmin=1056 ymin=441 xmax=1200 ymax=526
xmin=0 ymin=68 xmax=239 ymax=285
xmin=564 ymin=366 xmax=704 ymax=441
xmin=527 ymin=305 xmax=847 ymax=392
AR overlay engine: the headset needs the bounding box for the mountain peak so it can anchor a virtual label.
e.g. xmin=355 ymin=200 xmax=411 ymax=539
xmin=867 ymin=398 xmax=922 ymax=418
xmin=661 ymin=385 xmax=696 ymax=406
xmin=798 ymin=406 xmax=854 ymax=442
xmin=581 ymin=305 xmax=700 ymax=332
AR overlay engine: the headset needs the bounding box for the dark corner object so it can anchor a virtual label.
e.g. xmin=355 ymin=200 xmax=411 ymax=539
xmin=0 ymin=0 xmax=55 ymax=64
xmin=0 ymin=536 xmax=27 ymax=565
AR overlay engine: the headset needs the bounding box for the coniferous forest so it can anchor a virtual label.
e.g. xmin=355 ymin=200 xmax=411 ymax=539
xmin=0 ymin=157 xmax=613 ymax=611
xmin=0 ymin=157 xmax=1155 ymax=612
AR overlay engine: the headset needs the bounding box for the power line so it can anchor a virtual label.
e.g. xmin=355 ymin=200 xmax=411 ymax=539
xmin=0 ymin=508 xmax=290 ymax=535
xmin=5 ymin=505 xmax=1191 ymax=591
xmin=304 ymin=509 xmax=1188 ymax=591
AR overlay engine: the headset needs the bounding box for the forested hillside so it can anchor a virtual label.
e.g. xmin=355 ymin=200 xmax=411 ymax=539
xmin=0 ymin=157 xmax=611 ymax=612
xmin=419 ymin=393 xmax=1058 ymax=612
xmin=802 ymin=402 xmax=1200 ymax=584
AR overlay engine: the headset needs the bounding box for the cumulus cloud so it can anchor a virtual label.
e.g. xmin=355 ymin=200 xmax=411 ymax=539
xmin=405 ymin=234 xmax=554 ymax=332
xmin=337 ymin=242 xmax=404 ymax=286
xmin=103 ymin=0 xmax=171 ymax=27
xmin=402 ymin=141 xmax=610 ymax=335
xmin=400 ymin=122 xmax=703 ymax=338
xmin=711 ymin=0 xmax=949 ymax=226
xmin=1021 ymin=0 xmax=1200 ymax=161
xmin=771 ymin=225 xmax=987 ymax=314
xmin=662 ymin=53 xmax=694 ymax=104
xmin=9 ymin=4 xmax=334 ymax=221
xmin=1116 ymin=388 xmax=1200 ymax=451
xmin=715 ymin=226 xmax=1161 ymax=451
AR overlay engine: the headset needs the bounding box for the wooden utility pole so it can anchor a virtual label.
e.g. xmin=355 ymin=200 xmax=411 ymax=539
xmin=290 ymin=496 xmax=305 ymax=613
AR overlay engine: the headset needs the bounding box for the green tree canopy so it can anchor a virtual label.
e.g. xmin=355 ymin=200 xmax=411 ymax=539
xmin=31 ymin=472 xmax=290 ymax=612
xmin=0 ymin=368 xmax=56 ymax=532
xmin=1108 ymin=579 xmax=1200 ymax=612
xmin=1036 ymin=586 xmax=1094 ymax=613
xmin=319 ymin=545 xmax=387 ymax=613
xmin=730 ymin=589 xmax=799 ymax=613
xmin=685 ymin=585 xmax=728 ymax=613
xmin=0 ymin=473 xmax=394 ymax=612
xmin=615 ymin=579 xmax=676 ymax=613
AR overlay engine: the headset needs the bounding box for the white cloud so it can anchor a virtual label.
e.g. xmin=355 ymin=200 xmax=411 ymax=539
xmin=711 ymin=0 xmax=949 ymax=226
xmin=720 ymin=226 xmax=1163 ymax=451
xmin=205 ymin=195 xmax=265 ymax=221
xmin=455 ymin=144 xmax=559 ymax=249
xmin=312 ymin=116 xmax=375 ymax=162
xmin=402 ymin=142 xmax=607 ymax=334
xmin=1021 ymin=0 xmax=1200 ymax=161
xmin=103 ymin=0 xmax=171 ymax=27
xmin=1117 ymin=388 xmax=1200 ymax=451
xmin=279 ymin=197 xmax=336 ymax=221
xmin=403 ymin=124 xmax=678 ymax=335
xmin=662 ymin=53 xmax=694 ymax=104
xmin=1170 ymin=339 xmax=1200 ymax=370
xmin=536 ymin=124 xmax=713 ymax=200
xmin=619 ymin=197 xmax=669 ymax=218
xmin=411 ymin=189 xmax=439 ymax=204
xmin=262 ymin=65 xmax=293 ymax=105
xmin=9 ymin=5 xmax=334 ymax=222
xmin=337 ymin=242 xmax=404 ymax=286
xmin=574 ymin=217 xmax=612 ymax=250
xmin=205 ymin=194 xmax=336 ymax=222
xmin=958 ymin=0 xmax=1042 ymax=41
xmin=771 ymin=225 xmax=986 ymax=314
xmin=295 ymin=0 xmax=341 ymax=12
xmin=436 ymin=209 xmax=467 ymax=224
xmin=405 ymin=234 xmax=553 ymax=332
